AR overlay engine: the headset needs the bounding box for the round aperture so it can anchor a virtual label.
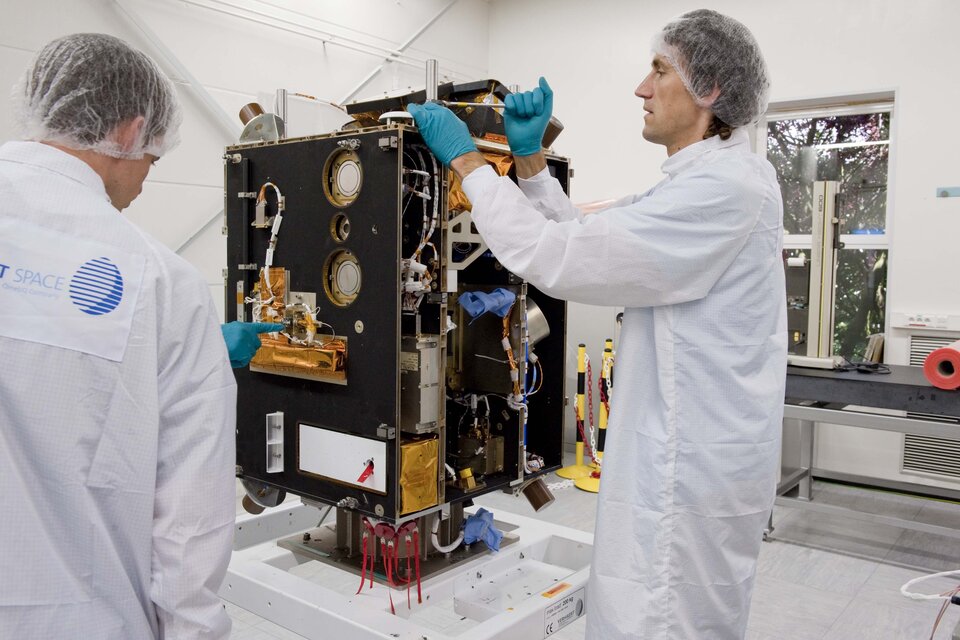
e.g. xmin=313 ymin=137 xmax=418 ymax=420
xmin=323 ymin=249 xmax=361 ymax=307
xmin=322 ymin=148 xmax=362 ymax=207
xmin=330 ymin=212 xmax=351 ymax=243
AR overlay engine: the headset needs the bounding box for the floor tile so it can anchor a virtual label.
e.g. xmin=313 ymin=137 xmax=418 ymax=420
xmin=885 ymin=527 xmax=960 ymax=573
xmin=746 ymin=574 xmax=849 ymax=640
xmin=822 ymin=596 xmax=959 ymax=640
xmin=812 ymin=481 xmax=924 ymax=521
xmin=823 ymin=550 xmax=960 ymax=639
xmin=914 ymin=498 xmax=960 ymax=529
xmin=757 ymin=539 xmax=880 ymax=596
xmin=768 ymin=508 xmax=905 ymax=559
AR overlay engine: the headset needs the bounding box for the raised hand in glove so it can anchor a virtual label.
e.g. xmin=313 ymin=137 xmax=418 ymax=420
xmin=503 ymin=77 xmax=554 ymax=157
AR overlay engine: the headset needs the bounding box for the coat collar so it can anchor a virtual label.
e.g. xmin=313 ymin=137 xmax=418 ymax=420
xmin=0 ymin=141 xmax=110 ymax=202
xmin=661 ymin=127 xmax=751 ymax=177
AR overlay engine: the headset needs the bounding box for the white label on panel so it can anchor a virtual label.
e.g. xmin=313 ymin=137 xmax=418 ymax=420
xmin=298 ymin=423 xmax=387 ymax=493
xmin=543 ymin=587 xmax=585 ymax=637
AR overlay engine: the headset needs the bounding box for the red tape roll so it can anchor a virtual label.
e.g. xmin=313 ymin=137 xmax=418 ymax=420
xmin=923 ymin=339 xmax=960 ymax=390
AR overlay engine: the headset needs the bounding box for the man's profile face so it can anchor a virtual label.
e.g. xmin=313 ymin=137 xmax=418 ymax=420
xmin=106 ymin=153 xmax=157 ymax=211
xmin=634 ymin=55 xmax=708 ymax=154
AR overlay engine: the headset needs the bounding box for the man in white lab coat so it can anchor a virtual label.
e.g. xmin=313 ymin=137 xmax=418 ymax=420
xmin=0 ymin=34 xmax=237 ymax=638
xmin=410 ymin=9 xmax=786 ymax=639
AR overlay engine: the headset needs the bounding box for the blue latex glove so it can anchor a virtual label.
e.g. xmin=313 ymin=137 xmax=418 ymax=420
xmin=462 ymin=508 xmax=503 ymax=552
xmin=503 ymin=77 xmax=554 ymax=157
xmin=407 ymin=102 xmax=477 ymax=165
xmin=458 ymin=288 xmax=516 ymax=319
xmin=221 ymin=321 xmax=283 ymax=368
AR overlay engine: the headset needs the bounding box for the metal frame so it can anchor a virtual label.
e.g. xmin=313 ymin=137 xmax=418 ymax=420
xmin=771 ymin=403 xmax=960 ymax=540
xmin=807 ymin=181 xmax=839 ymax=358
xmin=223 ymin=503 xmax=592 ymax=639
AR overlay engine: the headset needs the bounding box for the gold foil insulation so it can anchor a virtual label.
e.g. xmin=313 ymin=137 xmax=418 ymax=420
xmin=250 ymin=338 xmax=347 ymax=383
xmin=399 ymin=437 xmax=439 ymax=514
xmin=447 ymin=152 xmax=514 ymax=212
xmin=250 ymin=266 xmax=348 ymax=383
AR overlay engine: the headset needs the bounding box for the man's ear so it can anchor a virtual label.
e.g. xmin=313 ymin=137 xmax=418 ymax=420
xmin=113 ymin=116 xmax=146 ymax=154
xmin=702 ymin=84 xmax=721 ymax=108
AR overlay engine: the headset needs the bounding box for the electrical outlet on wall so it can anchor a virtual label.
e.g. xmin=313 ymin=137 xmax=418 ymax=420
xmin=891 ymin=312 xmax=960 ymax=330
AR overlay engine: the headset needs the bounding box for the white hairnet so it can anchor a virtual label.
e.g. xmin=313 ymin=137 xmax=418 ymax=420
xmin=652 ymin=9 xmax=769 ymax=127
xmin=13 ymin=33 xmax=182 ymax=160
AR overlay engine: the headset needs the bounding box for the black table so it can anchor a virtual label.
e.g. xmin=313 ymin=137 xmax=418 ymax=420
xmin=786 ymin=364 xmax=960 ymax=417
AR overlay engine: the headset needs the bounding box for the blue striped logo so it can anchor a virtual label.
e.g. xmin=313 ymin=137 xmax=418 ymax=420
xmin=69 ymin=257 xmax=124 ymax=316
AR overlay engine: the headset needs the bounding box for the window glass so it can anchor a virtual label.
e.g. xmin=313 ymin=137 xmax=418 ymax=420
xmin=765 ymin=107 xmax=891 ymax=360
xmin=767 ymin=112 xmax=890 ymax=235
xmin=834 ymin=249 xmax=887 ymax=359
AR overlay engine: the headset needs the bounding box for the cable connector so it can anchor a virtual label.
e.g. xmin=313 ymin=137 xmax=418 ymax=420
xmin=253 ymin=200 xmax=269 ymax=228
xmin=336 ymin=496 xmax=359 ymax=509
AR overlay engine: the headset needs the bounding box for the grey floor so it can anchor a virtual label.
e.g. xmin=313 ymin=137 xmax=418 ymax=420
xmin=225 ymin=472 xmax=960 ymax=639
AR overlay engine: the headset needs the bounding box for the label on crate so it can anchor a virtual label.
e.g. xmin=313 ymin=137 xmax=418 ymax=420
xmin=543 ymin=586 xmax=585 ymax=637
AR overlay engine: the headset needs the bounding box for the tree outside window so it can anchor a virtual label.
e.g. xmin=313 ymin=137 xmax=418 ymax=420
xmin=765 ymin=107 xmax=891 ymax=359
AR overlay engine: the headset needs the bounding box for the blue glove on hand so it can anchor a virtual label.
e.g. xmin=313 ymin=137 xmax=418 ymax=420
xmin=407 ymin=102 xmax=477 ymax=165
xmin=503 ymin=77 xmax=554 ymax=157
xmin=221 ymin=321 xmax=283 ymax=368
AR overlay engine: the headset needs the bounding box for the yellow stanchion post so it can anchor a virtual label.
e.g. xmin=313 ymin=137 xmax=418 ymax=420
xmin=576 ymin=338 xmax=614 ymax=492
xmin=557 ymin=343 xmax=593 ymax=479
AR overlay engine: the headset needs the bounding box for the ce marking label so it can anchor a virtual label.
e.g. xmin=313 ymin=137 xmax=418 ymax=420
xmin=543 ymin=587 xmax=585 ymax=637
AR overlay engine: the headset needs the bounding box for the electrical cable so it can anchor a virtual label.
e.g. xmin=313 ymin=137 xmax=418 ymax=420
xmin=430 ymin=513 xmax=463 ymax=553
xmin=474 ymin=353 xmax=509 ymax=364
xmin=252 ymin=181 xmax=285 ymax=317
xmin=902 ymin=569 xmax=960 ymax=601
xmin=836 ymin=356 xmax=891 ymax=374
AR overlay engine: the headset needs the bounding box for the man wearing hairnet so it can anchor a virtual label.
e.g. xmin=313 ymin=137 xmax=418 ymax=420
xmin=410 ymin=9 xmax=786 ymax=639
xmin=0 ymin=34 xmax=255 ymax=638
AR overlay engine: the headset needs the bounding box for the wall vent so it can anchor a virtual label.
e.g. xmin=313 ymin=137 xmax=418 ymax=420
xmin=903 ymin=432 xmax=960 ymax=480
xmin=908 ymin=335 xmax=957 ymax=365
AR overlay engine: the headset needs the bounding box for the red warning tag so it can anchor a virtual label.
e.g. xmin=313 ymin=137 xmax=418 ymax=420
xmin=357 ymin=460 xmax=375 ymax=483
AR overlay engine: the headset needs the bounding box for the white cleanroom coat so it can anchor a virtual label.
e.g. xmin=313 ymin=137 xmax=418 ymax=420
xmin=0 ymin=141 xmax=237 ymax=639
xmin=462 ymin=127 xmax=787 ymax=639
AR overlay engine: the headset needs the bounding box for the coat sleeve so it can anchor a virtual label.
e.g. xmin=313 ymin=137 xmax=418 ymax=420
xmin=516 ymin=168 xmax=582 ymax=222
xmin=150 ymin=257 xmax=237 ymax=640
xmin=515 ymin=167 xmax=658 ymax=222
xmin=463 ymin=161 xmax=766 ymax=308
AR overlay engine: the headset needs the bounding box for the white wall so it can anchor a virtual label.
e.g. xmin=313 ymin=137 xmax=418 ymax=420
xmin=0 ymin=0 xmax=490 ymax=316
xmin=489 ymin=0 xmax=960 ymax=453
xmin=4 ymin=1 xmax=959 ymax=468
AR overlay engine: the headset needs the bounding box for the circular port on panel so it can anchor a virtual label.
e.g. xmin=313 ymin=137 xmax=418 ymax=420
xmin=330 ymin=213 xmax=351 ymax=243
xmin=323 ymin=249 xmax=362 ymax=307
xmin=322 ymin=148 xmax=362 ymax=207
